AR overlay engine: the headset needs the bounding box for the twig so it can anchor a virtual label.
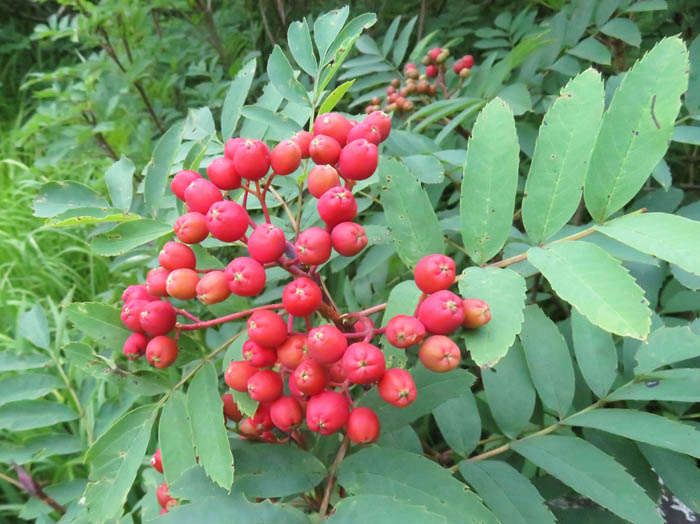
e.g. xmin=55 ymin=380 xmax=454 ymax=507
xmin=318 ymin=434 xmax=350 ymax=519
xmin=6 ymin=465 xmax=66 ymax=515
xmin=417 ymin=0 xmax=427 ymax=41
xmin=259 ymin=2 xmax=277 ymax=47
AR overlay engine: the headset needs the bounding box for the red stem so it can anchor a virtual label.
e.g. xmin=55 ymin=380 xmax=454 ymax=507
xmin=177 ymin=303 xmax=284 ymax=331
xmin=255 ymin=180 xmax=271 ymax=223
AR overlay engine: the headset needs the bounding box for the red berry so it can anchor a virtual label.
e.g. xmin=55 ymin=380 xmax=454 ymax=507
xmin=347 ymin=407 xmax=380 ymax=444
xmin=452 ymin=58 xmax=464 ymax=74
xmin=404 ymin=63 xmax=418 ymax=72
xmin=342 ymin=342 xmax=386 ymax=384
xmin=121 ymin=300 xmax=147 ymax=332
xmin=233 ymin=139 xmax=270 ymax=181
xmin=346 ymin=122 xmax=382 ymax=145
xmin=123 ymin=332 xmax=148 ymax=359
xmin=414 ymin=254 xmax=456 ymax=294
xmin=306 ymin=390 xmax=350 ymax=435
xmin=462 ymin=298 xmax=491 ymax=328
xmin=330 ymin=222 xmax=367 ymax=257
xmin=338 ymin=139 xmax=378 ymax=181
xmin=250 ymin=402 xmax=273 ymax=431
xmin=247 ymin=310 xmax=288 ymax=347
xmin=156 ymin=482 xmax=174 ymax=509
xmin=247 ymin=224 xmax=286 ymax=263
xmin=363 ymin=111 xmax=392 ymax=141
xmin=317 ymin=186 xmax=357 ymax=228
xmin=205 ymin=200 xmax=249 ymax=242
xmin=309 ymin=134 xmax=341 ymax=165
xmin=184 ymin=178 xmax=222 ymax=215
xmin=225 ymin=257 xmax=266 ymax=297
xmin=419 ymin=335 xmax=461 ymax=372
xmin=222 ymin=393 xmax=243 ymax=422
xmin=307 ymin=165 xmax=341 ymax=199
xmin=417 ymin=290 xmax=464 ymax=335
xmin=165 ymin=268 xmax=199 ymax=300
xmin=242 ymin=339 xmax=278 ymax=368
xmin=174 ymin=212 xmax=208 ymax=244
xmin=224 ymin=137 xmax=245 ymax=160
xmin=196 ymin=270 xmax=230 ymax=305
xmin=288 ymin=373 xmax=311 ymax=402
xmin=293 ymin=359 xmax=328 ymax=395
xmin=307 ymin=324 xmax=347 ymax=364
xmin=239 ymin=417 xmax=261 ymax=438
xmin=171 ymin=170 xmax=201 ymax=201
xmin=378 ymin=368 xmax=416 ymax=407
xmin=270 ymin=140 xmax=302 ymax=175
xmin=146 ymin=336 xmax=178 ymax=369
xmin=247 ymin=369 xmax=283 ymax=403
xmin=291 ymin=131 xmax=314 ymax=158
xmin=282 ymin=277 xmax=322 ymax=317
xmin=462 ymin=54 xmax=474 ymax=68
xmin=151 ymin=449 xmax=163 ymax=473
xmin=313 ymin=113 xmax=352 ymax=146
xmin=428 ymin=47 xmax=442 ymax=60
xmin=328 ymin=359 xmax=346 ymax=383
xmin=207 ymin=157 xmax=241 ymax=191
xmin=140 ymin=300 xmax=177 ymax=336
xmin=426 ymin=64 xmax=438 ymax=77
xmin=385 ymin=315 xmax=426 ymax=348
xmin=270 ymin=396 xmax=303 ymax=432
xmin=159 ymin=242 xmax=196 ymax=271
xmin=121 ymin=285 xmax=158 ymax=304
xmin=277 ymin=334 xmax=308 ymax=370
xmin=295 ymin=227 xmax=332 ymax=265
xmin=146 ymin=267 xmax=170 ymax=297
xmin=225 ymin=360 xmax=259 ymax=392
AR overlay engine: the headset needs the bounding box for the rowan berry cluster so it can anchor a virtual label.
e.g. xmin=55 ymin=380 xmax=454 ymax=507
xmin=118 ymin=108 xmax=489 ymax=513
xmin=365 ymin=46 xmax=476 ymax=115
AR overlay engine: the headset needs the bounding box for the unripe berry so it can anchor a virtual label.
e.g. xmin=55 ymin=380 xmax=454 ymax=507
xmin=174 ymin=212 xmax=208 ymax=244
xmin=309 ymin=134 xmax=341 ymax=165
xmin=452 ymin=58 xmax=465 ymax=74
xmin=151 ymin=448 xmax=163 ymax=473
xmin=184 ymin=178 xmax=223 ymax=215
xmin=224 ymin=137 xmax=245 ymax=160
xmin=270 ymin=396 xmax=303 ymax=432
xmin=207 ymin=156 xmax=241 ymax=190
xmin=378 ymin=368 xmax=417 ymax=407
xmin=225 ymin=360 xmax=259 ymax=392
xmin=247 ymin=224 xmax=286 ymax=263
xmin=171 ymin=170 xmax=201 ymax=201
xmin=426 ymin=65 xmax=438 ymax=77
xmin=414 ymin=254 xmax=456 ymax=293
xmin=417 ymin=290 xmax=464 ymax=335
xmin=459 ymin=68 xmax=471 ymax=79
xmin=196 ymin=270 xmax=230 ymax=305
xmin=317 ymin=186 xmax=357 ymax=228
xmin=247 ymin=309 xmax=288 ymax=347
xmin=238 ymin=417 xmax=261 ymax=438
xmin=386 ymin=86 xmax=396 ymax=96
xmin=385 ymin=315 xmax=426 ymax=348
xmin=122 ymin=284 xmax=158 ymax=304
xmin=371 ymin=96 xmax=381 ymax=105
xmin=222 ymin=393 xmax=243 ymax=422
xmin=146 ymin=336 xmax=178 ymax=369
xmin=338 ymin=139 xmax=378 ymax=181
xmin=293 ymin=358 xmax=328 ymax=396
xmin=437 ymin=48 xmax=450 ymax=63
xmin=306 ymin=390 xmax=350 ymax=435
xmin=277 ymin=334 xmax=308 ymax=370
xmin=242 ymin=339 xmax=277 ymax=368
xmin=307 ymin=324 xmax=347 ymax=364
xmin=419 ymin=335 xmax=461 ymax=372
xmin=205 ymin=200 xmax=249 ymax=242
xmin=140 ymin=300 xmax=177 ymax=336
xmin=462 ymin=54 xmax=475 ymax=68
xmin=330 ymin=222 xmax=367 ymax=257
xmin=391 ymin=78 xmax=401 ymax=88
xmin=291 ymin=130 xmax=314 ymax=158
xmin=346 ymin=122 xmax=382 ymax=145
xmin=225 ymin=257 xmax=266 ymax=297
xmin=307 ymin=165 xmax=340 ymax=199
xmin=404 ymin=100 xmax=414 ymax=111
xmin=363 ymin=110 xmax=392 ymax=141
xmin=123 ymin=332 xmax=148 ymax=359
xmin=233 ymin=139 xmax=271 ymax=181
xmin=343 ymin=342 xmax=386 ymax=384
xmin=146 ymin=267 xmax=169 ymax=297
xmin=295 ymin=227 xmax=332 ymax=265
xmin=395 ymin=96 xmax=407 ymax=110
xmin=247 ymin=369 xmax=283 ymax=403
xmin=462 ymin=298 xmax=491 ymax=328
xmin=313 ymin=113 xmax=352 ymax=146
xmin=282 ymin=277 xmax=322 ymax=317
xmin=347 ymin=407 xmax=380 ymax=444
xmin=404 ymin=63 xmax=418 ymax=73
xmin=428 ymin=47 xmax=442 ymax=60
xmin=159 ymin=242 xmax=196 ymax=271
xmin=121 ymin=300 xmax=147 ymax=332
xmin=165 ymin=268 xmax=199 ymax=300
xmin=270 ymin=140 xmax=302 ymax=175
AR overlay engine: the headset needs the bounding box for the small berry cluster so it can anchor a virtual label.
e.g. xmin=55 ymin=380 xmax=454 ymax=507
xmin=452 ymin=54 xmax=475 ymax=78
xmin=151 ymin=450 xmax=178 ymax=515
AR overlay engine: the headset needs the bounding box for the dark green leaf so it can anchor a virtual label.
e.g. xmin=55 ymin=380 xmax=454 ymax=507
xmin=600 ymin=18 xmax=641 ymax=46
xmin=160 ymin=392 xmax=197 ymax=485
xmin=328 ymin=495 xmax=448 ymax=523
xmin=104 ymin=156 xmax=135 ymax=211
xmin=608 ymin=369 xmax=700 ymax=402
xmin=65 ymin=302 xmax=131 ymax=348
xmin=638 ymin=443 xmax=700 ymax=513
xmin=0 ymin=373 xmax=63 ymax=406
xmin=634 ymin=325 xmax=700 ymax=374
xmin=33 ymin=182 xmax=109 ymax=218
xmin=570 ymin=309 xmax=618 ymax=398
xmin=0 ymin=400 xmax=77 ymax=431
xmin=378 ymin=280 xmax=422 ymax=368
xmin=392 ymin=16 xmax=418 ymax=66
xmin=432 ymin=390 xmax=481 ymax=457
xmin=267 ymin=46 xmax=309 ymax=106
xmin=91 ymin=219 xmax=172 ymax=256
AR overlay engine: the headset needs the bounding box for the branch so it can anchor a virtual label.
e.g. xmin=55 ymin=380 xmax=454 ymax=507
xmin=6 ymin=464 xmax=66 ymax=515
xmin=177 ymin=303 xmax=285 ymax=331
xmin=318 ymin=434 xmax=350 ymax=519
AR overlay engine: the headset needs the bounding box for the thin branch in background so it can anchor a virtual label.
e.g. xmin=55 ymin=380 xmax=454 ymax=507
xmin=82 ymin=111 xmax=119 ymax=160
xmin=259 ymin=1 xmax=277 ymax=47
xmin=6 ymin=464 xmax=66 ymax=515
xmin=318 ymin=434 xmax=350 ymax=518
xmin=194 ymin=0 xmax=230 ymax=69
xmin=116 ymin=14 xmax=134 ymax=63
xmin=417 ymin=0 xmax=427 ymax=41
xmin=151 ymin=9 xmax=162 ymax=38
xmin=275 ymin=0 xmax=287 ymax=28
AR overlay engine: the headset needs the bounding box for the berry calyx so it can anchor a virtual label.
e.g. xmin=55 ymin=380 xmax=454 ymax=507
xmin=378 ymin=368 xmax=417 ymax=407
xmin=347 ymin=407 xmax=381 ymax=444
xmin=295 ymin=227 xmax=332 ymax=266
xmin=385 ymin=315 xmax=426 ymax=348
xmin=462 ymin=298 xmax=491 ymax=328
xmin=414 ymin=254 xmax=456 ymax=293
xmin=146 ymin=336 xmax=178 ymax=369
xmin=417 ymin=290 xmax=465 ymax=335
xmin=306 ymin=390 xmax=350 ymax=435
xmin=247 ymin=224 xmax=286 ymax=263
xmin=419 ymin=335 xmax=461 ymax=372
xmin=330 ymin=222 xmax=368 ymax=257
xmin=205 ymin=200 xmax=249 ymax=242
xmin=159 ymin=242 xmax=196 ymax=271
xmin=225 ymin=360 xmax=259 ymax=392
xmin=342 ymin=342 xmax=386 ymax=385
xmin=306 ymin=324 xmax=348 ymax=364
xmin=282 ymin=277 xmax=322 ymax=317
xmin=247 ymin=369 xmax=283 ymax=403
xmin=225 ymin=257 xmax=266 ymax=297
xmin=247 ymin=309 xmax=288 ymax=347
xmin=307 ymin=165 xmax=341 ymax=199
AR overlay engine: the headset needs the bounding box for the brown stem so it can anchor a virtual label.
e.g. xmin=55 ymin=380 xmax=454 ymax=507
xmin=7 ymin=465 xmax=66 ymax=515
xmin=195 ymin=0 xmax=229 ymax=68
xmin=417 ymin=0 xmax=427 ymax=41
xmin=274 ymin=0 xmax=286 ymax=28
xmin=151 ymin=9 xmax=162 ymax=38
xmin=318 ymin=434 xmax=350 ymax=519
xmin=259 ymin=1 xmax=277 ymax=46
xmin=117 ymin=14 xmax=134 ymax=63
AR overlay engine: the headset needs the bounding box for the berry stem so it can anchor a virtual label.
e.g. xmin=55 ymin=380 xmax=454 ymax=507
xmin=350 ymin=303 xmax=388 ymax=317
xmin=318 ymin=433 xmax=351 ymax=519
xmin=255 ymin=180 xmax=272 ymax=223
xmin=176 ymin=303 xmax=285 ymax=331
xmin=175 ymin=308 xmax=202 ymax=323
